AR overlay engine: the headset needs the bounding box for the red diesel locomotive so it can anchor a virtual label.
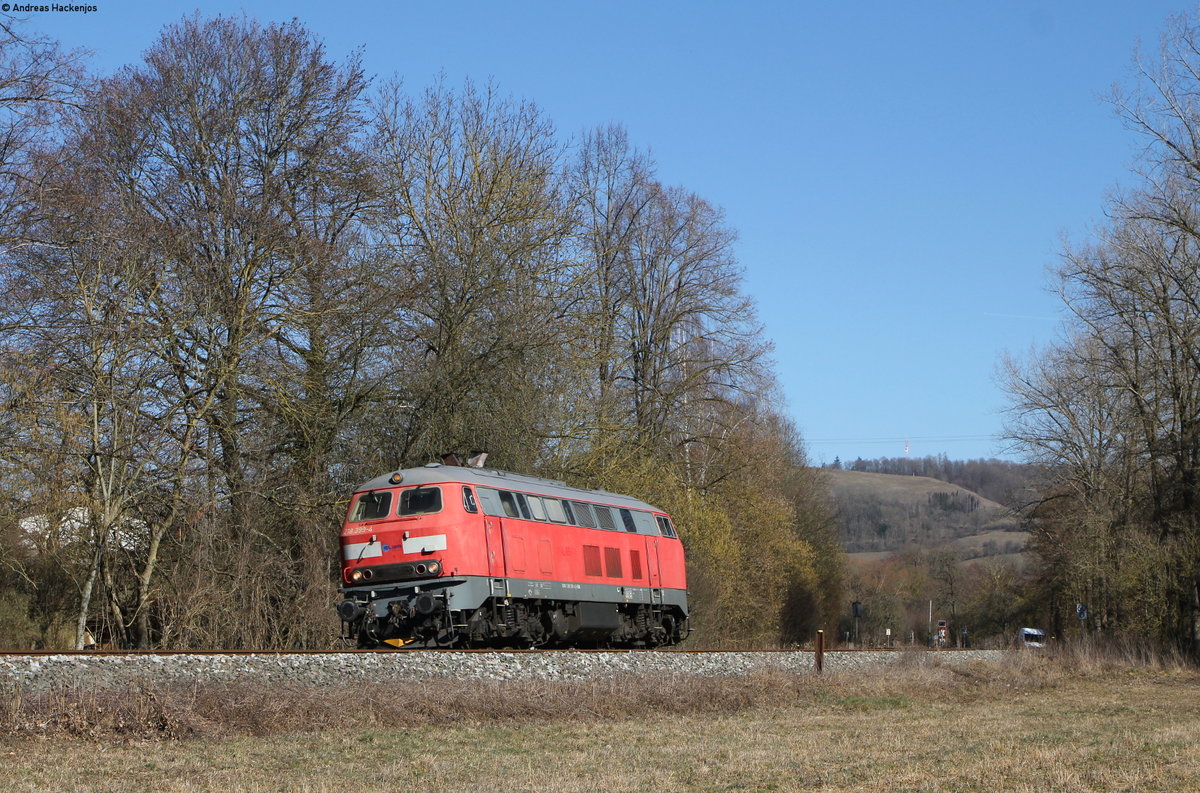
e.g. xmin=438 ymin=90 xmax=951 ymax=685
xmin=335 ymin=461 xmax=689 ymax=648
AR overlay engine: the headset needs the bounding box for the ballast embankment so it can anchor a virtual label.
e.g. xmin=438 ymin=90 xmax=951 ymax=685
xmin=1 ymin=650 xmax=1005 ymax=693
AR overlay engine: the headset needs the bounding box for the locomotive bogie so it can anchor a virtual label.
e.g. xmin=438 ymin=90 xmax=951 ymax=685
xmin=339 ymin=573 xmax=689 ymax=648
xmin=342 ymin=593 xmax=687 ymax=649
xmin=337 ymin=463 xmax=689 ymax=649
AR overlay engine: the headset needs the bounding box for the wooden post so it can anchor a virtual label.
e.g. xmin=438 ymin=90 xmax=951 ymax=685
xmin=815 ymin=629 xmax=825 ymax=674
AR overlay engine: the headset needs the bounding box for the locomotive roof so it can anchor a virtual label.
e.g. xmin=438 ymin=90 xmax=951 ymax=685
xmin=353 ymin=464 xmax=665 ymax=514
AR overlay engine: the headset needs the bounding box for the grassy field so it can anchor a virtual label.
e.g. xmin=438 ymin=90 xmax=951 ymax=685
xmin=4 ymin=652 xmax=1198 ymax=792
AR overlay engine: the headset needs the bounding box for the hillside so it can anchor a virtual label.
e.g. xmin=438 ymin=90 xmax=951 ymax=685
xmin=827 ymin=456 xmax=1043 ymax=509
xmin=822 ymin=469 xmax=1027 ymax=559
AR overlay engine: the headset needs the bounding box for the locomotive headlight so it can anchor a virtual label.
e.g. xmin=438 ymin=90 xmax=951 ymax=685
xmin=428 ymin=561 xmax=440 ymax=574
xmin=350 ymin=568 xmax=365 ymax=583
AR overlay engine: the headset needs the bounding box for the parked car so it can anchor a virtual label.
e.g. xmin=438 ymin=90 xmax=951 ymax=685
xmin=1017 ymin=627 xmax=1047 ymax=648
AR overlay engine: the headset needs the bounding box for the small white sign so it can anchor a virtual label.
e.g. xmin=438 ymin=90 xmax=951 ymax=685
xmin=342 ymin=541 xmax=382 ymax=560
xmin=402 ymin=533 xmax=447 ymax=554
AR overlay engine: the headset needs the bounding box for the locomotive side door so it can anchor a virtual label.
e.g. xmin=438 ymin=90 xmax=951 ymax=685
xmin=475 ymin=487 xmax=512 ymax=578
xmin=649 ymin=514 xmax=680 ymax=588
xmin=497 ymin=492 xmax=530 ymax=576
xmin=627 ymin=509 xmax=662 ymax=587
xmin=465 ymin=485 xmax=505 ymax=577
xmin=645 ymin=536 xmax=662 ymax=587
xmin=484 ymin=516 xmax=505 ymax=576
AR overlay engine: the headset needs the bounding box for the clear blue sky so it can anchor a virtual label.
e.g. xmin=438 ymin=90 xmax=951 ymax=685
xmin=30 ymin=1 xmax=1196 ymax=465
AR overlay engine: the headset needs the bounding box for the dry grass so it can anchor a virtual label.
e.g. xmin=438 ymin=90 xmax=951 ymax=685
xmin=3 ymin=651 xmax=1199 ymax=792
xmin=0 ymin=671 xmax=792 ymax=742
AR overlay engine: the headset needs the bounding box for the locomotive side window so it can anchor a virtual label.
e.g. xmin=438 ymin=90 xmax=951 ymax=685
xmin=514 ymin=492 xmax=533 ymax=519
xmin=400 ymin=487 xmax=442 ymax=515
xmin=570 ymin=501 xmax=597 ymax=529
xmin=619 ymin=508 xmax=638 ymax=533
xmin=543 ymin=498 xmax=568 ymax=523
xmin=477 ymin=487 xmax=505 ymax=516
xmin=351 ymin=491 xmax=392 ymax=522
xmin=471 ymin=485 xmax=657 ymax=535
xmin=526 ymin=495 xmax=548 ymax=521
xmin=498 ymin=490 xmax=521 ymax=518
xmin=593 ymin=505 xmax=617 ymax=531
xmin=630 ymin=510 xmax=657 ymax=534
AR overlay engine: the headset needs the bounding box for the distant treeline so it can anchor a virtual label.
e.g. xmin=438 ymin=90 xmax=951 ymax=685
xmin=824 ymin=456 xmax=1041 ymax=508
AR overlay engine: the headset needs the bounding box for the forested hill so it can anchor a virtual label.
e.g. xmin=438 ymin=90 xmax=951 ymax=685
xmin=823 ymin=470 xmax=1023 ymax=555
xmin=825 ymin=457 xmax=1041 ymax=509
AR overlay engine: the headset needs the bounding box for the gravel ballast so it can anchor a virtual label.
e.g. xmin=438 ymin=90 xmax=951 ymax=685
xmin=1 ymin=649 xmax=1006 ymax=693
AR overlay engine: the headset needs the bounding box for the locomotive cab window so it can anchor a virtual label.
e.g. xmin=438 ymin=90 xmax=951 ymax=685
xmin=400 ymin=486 xmax=442 ymax=516
xmin=351 ymin=491 xmax=392 ymax=522
xmin=655 ymin=515 xmax=678 ymax=538
xmin=462 ymin=486 xmax=478 ymax=513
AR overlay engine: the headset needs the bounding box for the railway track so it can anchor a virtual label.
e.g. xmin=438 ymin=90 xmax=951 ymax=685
xmin=0 ymin=645 xmax=983 ymax=657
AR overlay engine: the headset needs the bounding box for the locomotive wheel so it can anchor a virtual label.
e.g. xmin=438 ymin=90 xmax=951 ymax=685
xmin=661 ymin=615 xmax=678 ymax=645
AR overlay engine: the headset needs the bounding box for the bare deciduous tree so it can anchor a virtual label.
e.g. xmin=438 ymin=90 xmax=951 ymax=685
xmin=1004 ymin=14 xmax=1200 ymax=650
xmin=368 ymin=78 xmax=576 ymax=470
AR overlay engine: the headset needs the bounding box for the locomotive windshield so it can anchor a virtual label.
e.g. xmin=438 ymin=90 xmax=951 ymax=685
xmin=350 ymin=491 xmax=392 ymax=521
xmin=400 ymin=486 xmax=442 ymax=515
